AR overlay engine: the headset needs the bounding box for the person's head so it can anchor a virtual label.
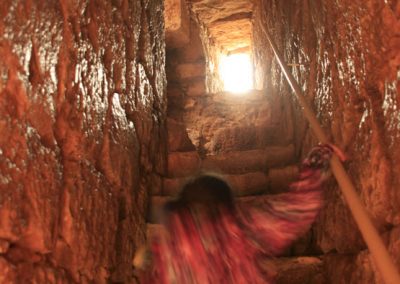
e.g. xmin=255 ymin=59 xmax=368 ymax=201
xmin=164 ymin=173 xmax=234 ymax=215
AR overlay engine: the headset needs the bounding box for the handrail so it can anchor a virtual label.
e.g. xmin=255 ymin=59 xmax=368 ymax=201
xmin=260 ymin=23 xmax=400 ymax=284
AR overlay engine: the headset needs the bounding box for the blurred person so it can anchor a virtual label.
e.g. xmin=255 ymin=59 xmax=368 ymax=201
xmin=135 ymin=144 xmax=340 ymax=283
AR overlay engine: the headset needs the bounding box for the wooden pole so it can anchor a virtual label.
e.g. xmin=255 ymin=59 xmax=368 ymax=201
xmin=261 ymin=24 xmax=400 ymax=284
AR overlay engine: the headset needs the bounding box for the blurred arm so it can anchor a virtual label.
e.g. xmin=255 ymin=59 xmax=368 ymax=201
xmin=236 ymin=144 xmax=335 ymax=255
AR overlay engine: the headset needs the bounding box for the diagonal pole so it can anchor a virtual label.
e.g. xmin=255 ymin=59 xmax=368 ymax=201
xmin=260 ymin=23 xmax=400 ymax=284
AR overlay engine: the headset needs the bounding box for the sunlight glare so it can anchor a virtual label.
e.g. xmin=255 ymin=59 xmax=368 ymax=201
xmin=220 ymin=53 xmax=253 ymax=93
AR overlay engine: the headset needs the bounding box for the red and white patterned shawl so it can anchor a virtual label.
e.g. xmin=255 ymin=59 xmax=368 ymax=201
xmin=143 ymin=145 xmax=335 ymax=284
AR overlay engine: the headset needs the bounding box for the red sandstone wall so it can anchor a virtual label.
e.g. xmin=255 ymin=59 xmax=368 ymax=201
xmin=254 ymin=0 xmax=400 ymax=282
xmin=0 ymin=0 xmax=166 ymax=282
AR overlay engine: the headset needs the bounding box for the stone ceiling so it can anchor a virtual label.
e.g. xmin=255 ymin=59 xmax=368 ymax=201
xmin=188 ymin=0 xmax=254 ymax=52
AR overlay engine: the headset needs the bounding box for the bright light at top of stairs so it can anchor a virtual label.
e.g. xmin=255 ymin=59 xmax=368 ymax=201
xmin=219 ymin=53 xmax=253 ymax=94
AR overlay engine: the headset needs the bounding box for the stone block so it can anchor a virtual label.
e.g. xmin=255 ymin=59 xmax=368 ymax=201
xmin=184 ymin=78 xmax=206 ymax=96
xmin=176 ymin=63 xmax=205 ymax=80
xmin=164 ymin=0 xmax=190 ymax=48
xmin=259 ymin=257 xmax=324 ymax=284
xmin=163 ymin=177 xmax=188 ymax=196
xmin=202 ymin=145 xmax=295 ymax=174
xmin=167 ymin=83 xmax=184 ymax=98
xmin=163 ymin=172 xmax=268 ymax=197
xmin=225 ymin=172 xmax=269 ymax=196
xmin=208 ymin=18 xmax=252 ymax=52
xmin=322 ymin=252 xmax=380 ymax=283
xmin=178 ymin=26 xmax=205 ymax=63
xmin=208 ymin=125 xmax=285 ymax=153
xmin=268 ymin=165 xmax=299 ymax=193
xmin=167 ymin=151 xmax=201 ymax=177
xmin=149 ymin=174 xmax=163 ymax=196
xmin=167 ymin=118 xmax=196 ymax=152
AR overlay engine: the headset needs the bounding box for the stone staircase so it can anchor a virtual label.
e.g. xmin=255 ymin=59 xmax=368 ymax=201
xmin=146 ymin=171 xmax=324 ymax=283
xmin=148 ymin=158 xmax=297 ymax=222
xmin=144 ymin=89 xmax=324 ymax=283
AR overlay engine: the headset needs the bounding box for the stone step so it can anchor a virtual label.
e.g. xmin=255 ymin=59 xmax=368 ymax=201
xmin=202 ymin=145 xmax=295 ymax=174
xmin=162 ymin=171 xmax=269 ymax=197
xmin=210 ymin=89 xmax=267 ymax=102
xmin=167 ymin=145 xmax=294 ymax=177
xmin=268 ymin=165 xmax=299 ymax=194
xmin=205 ymin=124 xmax=292 ymax=154
xmin=162 ymin=177 xmax=187 ymax=196
xmin=167 ymin=151 xmax=201 ymax=178
xmin=182 ymin=77 xmax=206 ymax=97
xmin=260 ymin=257 xmax=324 ymax=284
xmin=160 ymin=164 xmax=299 ymax=197
xmin=177 ymin=89 xmax=294 ymax=157
xmin=151 ymin=163 xmax=300 ymax=223
xmin=175 ymin=62 xmax=205 ymax=80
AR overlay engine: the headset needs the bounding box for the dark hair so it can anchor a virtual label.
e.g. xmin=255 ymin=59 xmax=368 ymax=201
xmin=164 ymin=174 xmax=234 ymax=213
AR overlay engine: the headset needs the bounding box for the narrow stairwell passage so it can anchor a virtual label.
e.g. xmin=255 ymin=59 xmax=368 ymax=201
xmin=147 ymin=0 xmax=400 ymax=283
xmin=0 ymin=0 xmax=398 ymax=282
xmin=148 ymin=9 xmax=322 ymax=279
xmin=146 ymin=89 xmax=323 ymax=283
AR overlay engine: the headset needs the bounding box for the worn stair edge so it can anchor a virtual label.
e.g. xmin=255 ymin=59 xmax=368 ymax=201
xmin=206 ymin=124 xmax=293 ymax=154
xmin=202 ymin=144 xmax=295 ymax=174
xmin=163 ymin=172 xmax=270 ymax=197
xmin=162 ymin=164 xmax=299 ymax=197
xmin=167 ymin=151 xmax=201 ymax=178
xmin=259 ymin=256 xmax=324 ymax=284
xmin=268 ymin=165 xmax=299 ymax=194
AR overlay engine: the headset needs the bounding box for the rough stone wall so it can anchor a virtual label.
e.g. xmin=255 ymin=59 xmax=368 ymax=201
xmin=165 ymin=0 xmax=190 ymax=48
xmin=0 ymin=0 xmax=166 ymax=283
xmin=148 ymin=1 xmax=297 ymax=212
xmin=253 ymin=0 xmax=400 ymax=282
xmin=163 ymin=17 xmax=205 ymax=191
xmin=198 ymin=22 xmax=223 ymax=94
xmin=161 ymin=12 xmax=296 ymax=193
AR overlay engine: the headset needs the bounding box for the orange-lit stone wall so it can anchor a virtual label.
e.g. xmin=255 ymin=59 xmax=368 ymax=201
xmin=254 ymin=0 xmax=400 ymax=282
xmin=0 ymin=0 xmax=166 ymax=282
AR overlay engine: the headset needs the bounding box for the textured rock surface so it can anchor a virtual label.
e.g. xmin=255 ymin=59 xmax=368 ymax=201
xmin=190 ymin=0 xmax=253 ymax=25
xmin=0 ymin=0 xmax=166 ymax=282
xmin=164 ymin=0 xmax=190 ymax=48
xmin=189 ymin=0 xmax=253 ymax=51
xmin=166 ymin=118 xmax=195 ymax=152
xmin=167 ymin=151 xmax=201 ymax=177
xmin=268 ymin=165 xmax=299 ymax=194
xmin=181 ymin=91 xmax=294 ymax=155
xmin=163 ymin=172 xmax=269 ymax=197
xmin=323 ymin=252 xmax=382 ymax=284
xmin=253 ymin=0 xmax=400 ymax=281
xmin=202 ymin=145 xmax=295 ymax=174
xmin=261 ymin=257 xmax=324 ymax=284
